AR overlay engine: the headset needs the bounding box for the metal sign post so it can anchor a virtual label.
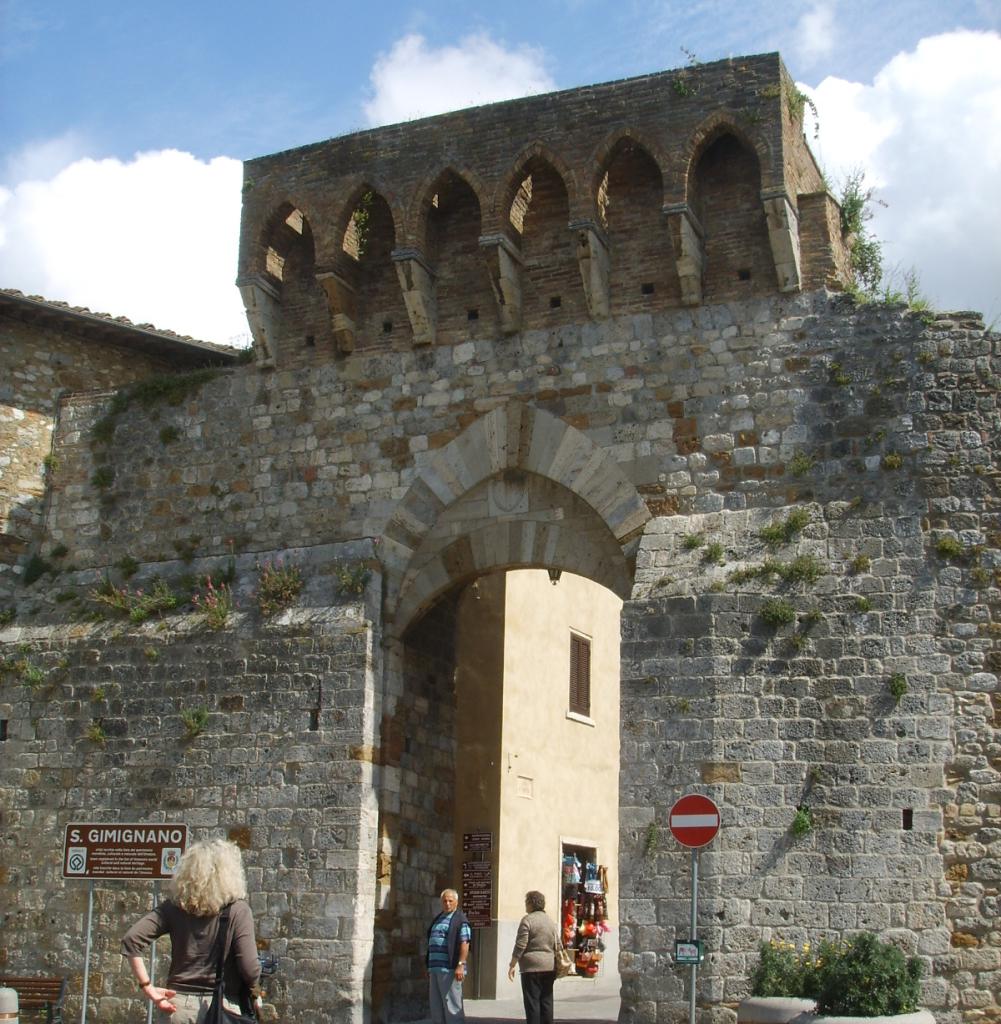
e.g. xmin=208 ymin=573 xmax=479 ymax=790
xmin=689 ymin=849 xmax=698 ymax=1024
xmin=146 ymin=881 xmax=160 ymax=1024
xmin=668 ymin=795 xmax=721 ymax=1024
xmin=81 ymin=880 xmax=94 ymax=1024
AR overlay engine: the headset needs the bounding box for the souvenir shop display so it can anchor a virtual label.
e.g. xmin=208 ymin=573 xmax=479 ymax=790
xmin=560 ymin=854 xmax=611 ymax=978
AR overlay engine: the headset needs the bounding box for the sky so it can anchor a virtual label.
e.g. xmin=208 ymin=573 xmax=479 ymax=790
xmin=1 ymin=0 xmax=999 ymax=345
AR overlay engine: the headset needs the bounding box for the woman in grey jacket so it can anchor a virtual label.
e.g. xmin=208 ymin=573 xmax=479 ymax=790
xmin=507 ymin=891 xmax=559 ymax=1024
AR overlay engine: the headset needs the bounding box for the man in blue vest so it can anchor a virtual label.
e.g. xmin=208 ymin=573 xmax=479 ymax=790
xmin=426 ymin=888 xmax=472 ymax=1024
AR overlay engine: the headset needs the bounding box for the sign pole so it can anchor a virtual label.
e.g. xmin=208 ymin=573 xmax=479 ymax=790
xmin=146 ymin=881 xmax=160 ymax=1024
xmin=80 ymin=879 xmax=94 ymax=1024
xmin=668 ymin=793 xmax=720 ymax=1024
xmin=689 ymin=848 xmax=698 ymax=1024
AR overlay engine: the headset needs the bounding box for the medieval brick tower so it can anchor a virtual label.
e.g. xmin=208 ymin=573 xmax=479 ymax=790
xmin=1 ymin=54 xmax=998 ymax=1024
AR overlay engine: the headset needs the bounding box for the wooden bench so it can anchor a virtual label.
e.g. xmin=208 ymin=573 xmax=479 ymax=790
xmin=0 ymin=976 xmax=67 ymax=1023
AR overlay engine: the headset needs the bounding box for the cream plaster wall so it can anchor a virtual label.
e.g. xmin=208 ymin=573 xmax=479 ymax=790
xmin=453 ymin=569 xmax=622 ymax=999
xmin=500 ymin=570 xmax=622 ymax=997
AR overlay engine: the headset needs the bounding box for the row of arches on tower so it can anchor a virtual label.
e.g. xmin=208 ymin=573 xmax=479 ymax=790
xmin=240 ymin=122 xmax=795 ymax=367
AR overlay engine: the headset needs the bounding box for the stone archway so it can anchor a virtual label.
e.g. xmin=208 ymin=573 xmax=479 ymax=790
xmin=372 ymin=403 xmax=649 ymax=1022
xmin=382 ymin=403 xmax=650 ymax=636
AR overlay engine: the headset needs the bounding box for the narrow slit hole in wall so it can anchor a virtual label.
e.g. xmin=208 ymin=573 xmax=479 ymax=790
xmin=309 ymin=709 xmax=320 ymax=731
xmin=641 ymin=283 xmax=654 ymax=295
xmin=0 ymin=720 xmax=7 ymax=741
xmin=902 ymin=808 xmax=913 ymax=831
xmin=737 ymin=268 xmax=751 ymax=281
xmin=467 ymin=309 xmax=479 ymax=321
xmin=305 ymin=335 xmax=315 ymax=347
xmin=382 ymin=320 xmax=393 ymax=334
xmin=549 ymin=296 xmax=562 ymax=309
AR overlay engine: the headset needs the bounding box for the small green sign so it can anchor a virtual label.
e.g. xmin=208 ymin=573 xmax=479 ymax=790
xmin=674 ymin=939 xmax=703 ymax=965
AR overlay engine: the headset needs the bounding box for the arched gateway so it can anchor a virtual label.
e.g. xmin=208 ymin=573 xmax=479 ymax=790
xmin=1 ymin=53 xmax=997 ymax=1024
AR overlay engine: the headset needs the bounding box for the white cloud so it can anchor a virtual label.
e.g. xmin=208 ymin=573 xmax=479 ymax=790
xmin=363 ymin=33 xmax=556 ymax=127
xmin=794 ymin=1 xmax=838 ymax=67
xmin=0 ymin=148 xmax=249 ymax=345
xmin=803 ymin=30 xmax=1001 ymax=321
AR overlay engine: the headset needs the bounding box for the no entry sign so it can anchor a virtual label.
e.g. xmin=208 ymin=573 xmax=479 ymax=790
xmin=669 ymin=794 xmax=720 ymax=848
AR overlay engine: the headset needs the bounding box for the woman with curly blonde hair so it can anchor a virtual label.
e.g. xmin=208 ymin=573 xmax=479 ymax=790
xmin=122 ymin=838 xmax=261 ymax=1022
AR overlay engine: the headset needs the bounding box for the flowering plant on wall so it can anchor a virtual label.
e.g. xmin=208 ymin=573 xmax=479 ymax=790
xmin=255 ymin=559 xmax=303 ymax=617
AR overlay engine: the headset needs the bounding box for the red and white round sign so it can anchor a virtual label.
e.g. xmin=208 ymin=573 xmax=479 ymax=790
xmin=669 ymin=794 xmax=721 ymax=848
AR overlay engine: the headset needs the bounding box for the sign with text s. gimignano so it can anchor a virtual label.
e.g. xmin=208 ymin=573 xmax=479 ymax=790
xmin=63 ymin=823 xmax=188 ymax=880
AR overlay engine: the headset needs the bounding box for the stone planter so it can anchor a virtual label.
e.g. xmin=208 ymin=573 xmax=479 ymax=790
xmin=738 ymin=1000 xmax=935 ymax=1024
xmin=738 ymin=997 xmax=816 ymax=1024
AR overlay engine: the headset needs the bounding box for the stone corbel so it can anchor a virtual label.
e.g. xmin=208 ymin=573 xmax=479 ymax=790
xmin=479 ymin=233 xmax=523 ymax=335
xmin=570 ymin=220 xmax=610 ymax=319
xmin=392 ymin=248 xmax=437 ymax=347
xmin=316 ymin=270 xmax=357 ymax=353
xmin=761 ymin=187 xmax=802 ymax=292
xmin=237 ymin=274 xmax=281 ymax=368
xmin=664 ymin=203 xmax=704 ymax=307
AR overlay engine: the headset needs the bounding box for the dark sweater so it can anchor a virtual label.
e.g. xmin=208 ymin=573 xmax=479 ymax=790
xmin=122 ymin=899 xmax=261 ymax=998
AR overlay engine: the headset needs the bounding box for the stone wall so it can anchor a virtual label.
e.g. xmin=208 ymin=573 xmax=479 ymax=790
xmin=35 ymin=293 xmax=930 ymax=586
xmin=0 ymin=309 xmax=177 ymax=572
xmin=3 ymin=295 xmax=1000 ymax=1024
xmin=0 ymin=599 xmax=380 ymax=1024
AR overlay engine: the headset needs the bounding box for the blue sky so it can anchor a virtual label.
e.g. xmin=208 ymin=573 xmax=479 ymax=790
xmin=1 ymin=0 xmax=999 ymax=341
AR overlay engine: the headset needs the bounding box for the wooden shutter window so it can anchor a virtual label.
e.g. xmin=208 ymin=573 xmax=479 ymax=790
xmin=569 ymin=633 xmax=591 ymax=717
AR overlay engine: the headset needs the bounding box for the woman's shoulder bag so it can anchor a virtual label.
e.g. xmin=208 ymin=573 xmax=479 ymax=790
xmin=208 ymin=904 xmax=257 ymax=1023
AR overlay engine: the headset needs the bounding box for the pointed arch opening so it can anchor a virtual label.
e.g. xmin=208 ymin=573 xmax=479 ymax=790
xmin=423 ymin=169 xmax=496 ymax=341
xmin=339 ymin=188 xmax=409 ymax=348
xmin=598 ymin=138 xmax=680 ymax=313
xmin=259 ymin=203 xmax=330 ymax=362
xmin=504 ymin=156 xmax=584 ymax=328
xmin=690 ymin=130 xmax=777 ymax=302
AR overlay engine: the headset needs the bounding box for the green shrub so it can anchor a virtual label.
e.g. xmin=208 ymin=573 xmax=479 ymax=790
xmin=334 ymin=561 xmax=372 ymax=596
xmin=888 ymin=673 xmax=908 ymax=703
xmin=782 ymin=554 xmax=825 ymax=584
xmin=751 ymin=940 xmax=813 ymax=998
xmin=20 ymin=663 xmax=45 ymax=689
xmin=91 ymin=466 xmax=115 ymax=489
xmin=85 ymin=721 xmax=107 ymax=746
xmin=881 ymin=452 xmax=903 ymax=470
xmin=849 ymin=553 xmax=871 ymax=574
xmin=814 ymin=933 xmax=923 ymax=1015
xmin=759 ymin=507 xmax=810 ymax=548
xmin=751 ymin=933 xmax=922 ymax=1015
xmin=643 ymin=822 xmax=658 ymax=856
xmin=790 ymin=806 xmax=813 ymax=836
xmin=935 ymin=535 xmax=965 ymax=560
xmin=682 ymin=534 xmax=704 ymax=550
xmin=89 ymin=576 xmax=178 ymax=623
xmin=181 ymin=706 xmax=209 ymax=739
xmin=855 ymin=595 xmax=872 ymax=612
xmin=788 ymin=452 xmax=815 ymax=477
xmin=702 ymin=541 xmax=725 ymax=566
xmin=761 ymin=598 xmax=796 ymax=628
